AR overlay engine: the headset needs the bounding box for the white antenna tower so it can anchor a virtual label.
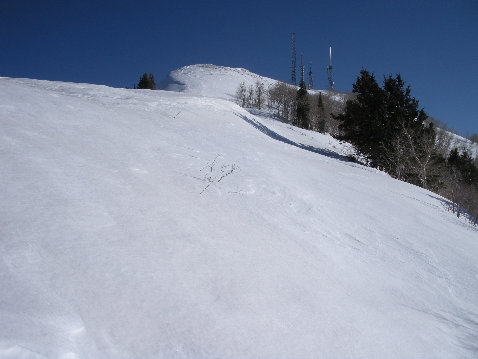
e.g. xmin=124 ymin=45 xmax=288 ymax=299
xmin=327 ymin=46 xmax=334 ymax=89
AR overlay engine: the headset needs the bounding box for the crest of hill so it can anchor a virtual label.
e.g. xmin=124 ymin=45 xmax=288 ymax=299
xmin=159 ymin=64 xmax=279 ymax=100
xmin=160 ymin=65 xmax=477 ymax=157
xmin=159 ymin=64 xmax=350 ymax=111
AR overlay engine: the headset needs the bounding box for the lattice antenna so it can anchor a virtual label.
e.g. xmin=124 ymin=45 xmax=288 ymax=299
xmin=291 ymin=33 xmax=297 ymax=85
xmin=327 ymin=46 xmax=334 ymax=89
xmin=300 ymin=53 xmax=304 ymax=84
xmin=308 ymin=62 xmax=314 ymax=90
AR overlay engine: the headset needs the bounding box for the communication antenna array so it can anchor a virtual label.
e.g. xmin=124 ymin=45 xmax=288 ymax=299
xmin=308 ymin=62 xmax=314 ymax=90
xmin=327 ymin=46 xmax=334 ymax=90
xmin=291 ymin=33 xmax=297 ymax=85
xmin=300 ymin=53 xmax=304 ymax=84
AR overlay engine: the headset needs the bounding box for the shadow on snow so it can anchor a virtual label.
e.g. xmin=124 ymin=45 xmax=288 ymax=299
xmin=237 ymin=112 xmax=352 ymax=163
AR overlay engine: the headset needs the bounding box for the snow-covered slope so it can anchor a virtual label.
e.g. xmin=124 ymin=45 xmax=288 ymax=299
xmin=160 ymin=64 xmax=350 ymax=104
xmin=162 ymin=65 xmax=478 ymax=157
xmin=447 ymin=132 xmax=478 ymax=158
xmin=1 ymin=74 xmax=478 ymax=359
xmin=159 ymin=64 xmax=281 ymax=100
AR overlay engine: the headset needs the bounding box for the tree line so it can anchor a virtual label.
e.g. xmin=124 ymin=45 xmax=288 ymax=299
xmin=235 ymin=80 xmax=351 ymax=135
xmin=235 ymin=71 xmax=478 ymax=225
xmin=336 ymin=69 xmax=478 ymax=224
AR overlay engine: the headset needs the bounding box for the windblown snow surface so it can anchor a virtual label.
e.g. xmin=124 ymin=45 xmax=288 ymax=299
xmin=1 ymin=66 xmax=478 ymax=359
xmin=158 ymin=64 xmax=279 ymax=100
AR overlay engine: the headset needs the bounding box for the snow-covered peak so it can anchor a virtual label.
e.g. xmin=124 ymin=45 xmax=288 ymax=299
xmin=159 ymin=64 xmax=282 ymax=100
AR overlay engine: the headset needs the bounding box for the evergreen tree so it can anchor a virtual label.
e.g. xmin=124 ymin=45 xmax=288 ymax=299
xmin=137 ymin=73 xmax=156 ymax=90
xmin=296 ymin=79 xmax=310 ymax=129
xmin=137 ymin=73 xmax=149 ymax=89
xmin=336 ymin=69 xmax=385 ymax=167
xmin=318 ymin=91 xmax=324 ymax=108
xmin=336 ymin=69 xmax=432 ymax=185
xmin=381 ymin=74 xmax=434 ymax=185
xmin=448 ymin=149 xmax=478 ymax=186
xmin=148 ymin=73 xmax=156 ymax=89
xmin=316 ymin=92 xmax=326 ymax=133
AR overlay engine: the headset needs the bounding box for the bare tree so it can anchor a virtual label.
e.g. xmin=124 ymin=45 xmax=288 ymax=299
xmin=247 ymin=85 xmax=255 ymax=108
xmin=255 ymin=81 xmax=266 ymax=110
xmin=434 ymin=125 xmax=454 ymax=157
xmin=381 ymin=134 xmax=411 ymax=181
xmin=377 ymin=119 xmax=446 ymax=189
xmin=267 ymin=82 xmax=296 ymax=122
xmin=323 ymin=91 xmax=354 ymax=136
xmin=470 ymin=133 xmax=478 ymax=144
xmin=235 ymin=82 xmax=247 ymax=107
xmin=464 ymin=185 xmax=478 ymax=225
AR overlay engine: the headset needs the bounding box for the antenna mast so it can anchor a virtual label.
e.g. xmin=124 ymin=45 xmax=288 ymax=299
xmin=308 ymin=62 xmax=314 ymax=90
xmin=291 ymin=33 xmax=297 ymax=85
xmin=300 ymin=53 xmax=304 ymax=84
xmin=327 ymin=46 xmax=334 ymax=89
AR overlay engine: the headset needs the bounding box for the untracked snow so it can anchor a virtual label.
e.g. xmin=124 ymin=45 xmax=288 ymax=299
xmin=159 ymin=64 xmax=280 ymax=101
xmin=1 ymin=68 xmax=478 ymax=359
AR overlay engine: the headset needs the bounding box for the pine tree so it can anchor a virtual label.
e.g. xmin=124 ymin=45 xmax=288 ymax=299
xmin=381 ymin=74 xmax=432 ymax=185
xmin=296 ymin=79 xmax=310 ymax=129
xmin=137 ymin=73 xmax=149 ymax=89
xmin=137 ymin=73 xmax=156 ymax=90
xmin=448 ymin=149 xmax=478 ymax=186
xmin=148 ymin=73 xmax=156 ymax=90
xmin=336 ymin=69 xmax=385 ymax=167
xmin=317 ymin=92 xmax=326 ymax=133
xmin=336 ymin=69 xmax=434 ymax=187
xmin=318 ymin=91 xmax=324 ymax=108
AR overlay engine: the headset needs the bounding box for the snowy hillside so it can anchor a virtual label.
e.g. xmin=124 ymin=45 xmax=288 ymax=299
xmin=445 ymin=131 xmax=478 ymax=158
xmin=1 ymin=71 xmax=478 ymax=359
xmin=161 ymin=65 xmax=475 ymax=157
xmin=159 ymin=64 xmax=280 ymax=100
xmin=159 ymin=64 xmax=350 ymax=105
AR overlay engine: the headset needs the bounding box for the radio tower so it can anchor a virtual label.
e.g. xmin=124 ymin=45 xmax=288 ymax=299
xmin=291 ymin=33 xmax=297 ymax=85
xmin=327 ymin=46 xmax=334 ymax=90
xmin=308 ymin=62 xmax=314 ymax=90
xmin=300 ymin=53 xmax=305 ymax=84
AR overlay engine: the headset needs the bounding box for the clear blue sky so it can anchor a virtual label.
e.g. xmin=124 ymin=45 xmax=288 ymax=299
xmin=1 ymin=0 xmax=477 ymax=135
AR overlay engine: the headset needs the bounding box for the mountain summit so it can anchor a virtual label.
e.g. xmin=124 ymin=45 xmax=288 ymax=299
xmin=159 ymin=64 xmax=279 ymax=100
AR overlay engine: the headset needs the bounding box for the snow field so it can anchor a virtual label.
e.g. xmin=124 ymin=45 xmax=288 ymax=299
xmin=0 ymin=70 xmax=477 ymax=358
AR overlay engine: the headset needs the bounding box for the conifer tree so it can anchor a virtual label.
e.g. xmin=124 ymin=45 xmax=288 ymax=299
xmin=448 ymin=149 xmax=478 ymax=186
xmin=137 ymin=73 xmax=149 ymax=89
xmin=148 ymin=73 xmax=156 ymax=90
xmin=137 ymin=73 xmax=156 ymax=90
xmin=317 ymin=92 xmax=326 ymax=133
xmin=296 ymin=79 xmax=310 ymax=129
xmin=336 ymin=69 xmax=434 ymax=187
xmin=336 ymin=70 xmax=386 ymax=167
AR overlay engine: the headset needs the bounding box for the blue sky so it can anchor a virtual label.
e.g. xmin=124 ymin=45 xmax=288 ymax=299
xmin=1 ymin=0 xmax=477 ymax=135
